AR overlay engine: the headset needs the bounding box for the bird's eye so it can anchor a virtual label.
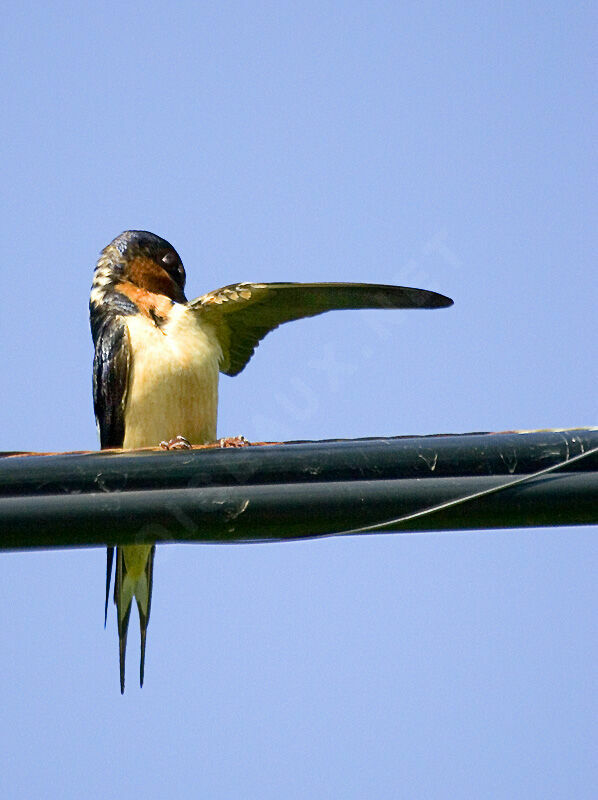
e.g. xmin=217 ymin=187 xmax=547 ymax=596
xmin=160 ymin=251 xmax=179 ymax=271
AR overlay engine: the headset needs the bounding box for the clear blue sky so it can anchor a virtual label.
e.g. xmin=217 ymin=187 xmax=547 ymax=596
xmin=0 ymin=2 xmax=595 ymax=798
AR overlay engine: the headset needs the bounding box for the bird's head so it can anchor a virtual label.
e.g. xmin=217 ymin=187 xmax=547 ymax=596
xmin=92 ymin=230 xmax=187 ymax=304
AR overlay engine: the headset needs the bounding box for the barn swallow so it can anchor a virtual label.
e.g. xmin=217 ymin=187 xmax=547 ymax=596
xmin=90 ymin=230 xmax=453 ymax=692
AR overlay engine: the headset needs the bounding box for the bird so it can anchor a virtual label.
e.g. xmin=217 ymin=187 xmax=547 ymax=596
xmin=90 ymin=229 xmax=453 ymax=692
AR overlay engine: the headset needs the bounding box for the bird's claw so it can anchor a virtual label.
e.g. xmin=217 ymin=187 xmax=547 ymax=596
xmin=219 ymin=435 xmax=250 ymax=448
xmin=160 ymin=435 xmax=192 ymax=450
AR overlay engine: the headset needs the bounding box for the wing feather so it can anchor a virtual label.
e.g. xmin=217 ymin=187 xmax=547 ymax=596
xmin=91 ymin=314 xmax=131 ymax=448
xmin=190 ymin=282 xmax=453 ymax=376
xmin=90 ymin=306 xmax=133 ymax=656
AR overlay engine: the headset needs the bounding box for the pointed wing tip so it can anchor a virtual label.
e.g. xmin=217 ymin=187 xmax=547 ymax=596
xmin=403 ymin=290 xmax=453 ymax=309
xmin=105 ymin=546 xmax=114 ymax=629
xmin=433 ymin=294 xmax=454 ymax=308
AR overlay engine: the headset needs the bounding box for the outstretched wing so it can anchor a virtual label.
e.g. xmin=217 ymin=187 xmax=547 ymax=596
xmin=190 ymin=282 xmax=453 ymax=376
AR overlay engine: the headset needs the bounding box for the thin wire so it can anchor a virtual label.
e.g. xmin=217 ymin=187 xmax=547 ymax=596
xmin=330 ymin=443 xmax=598 ymax=537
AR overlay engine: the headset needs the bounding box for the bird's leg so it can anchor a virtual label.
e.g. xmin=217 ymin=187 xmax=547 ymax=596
xmin=219 ymin=435 xmax=250 ymax=448
xmin=160 ymin=435 xmax=192 ymax=450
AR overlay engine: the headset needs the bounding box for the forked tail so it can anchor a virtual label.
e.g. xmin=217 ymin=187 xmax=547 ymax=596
xmin=109 ymin=544 xmax=155 ymax=693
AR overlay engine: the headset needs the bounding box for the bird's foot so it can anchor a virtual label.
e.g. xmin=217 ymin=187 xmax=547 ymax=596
xmin=219 ymin=435 xmax=250 ymax=448
xmin=160 ymin=435 xmax=192 ymax=450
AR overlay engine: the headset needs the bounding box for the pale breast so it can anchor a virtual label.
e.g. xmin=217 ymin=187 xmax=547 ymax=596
xmin=122 ymin=304 xmax=221 ymax=449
